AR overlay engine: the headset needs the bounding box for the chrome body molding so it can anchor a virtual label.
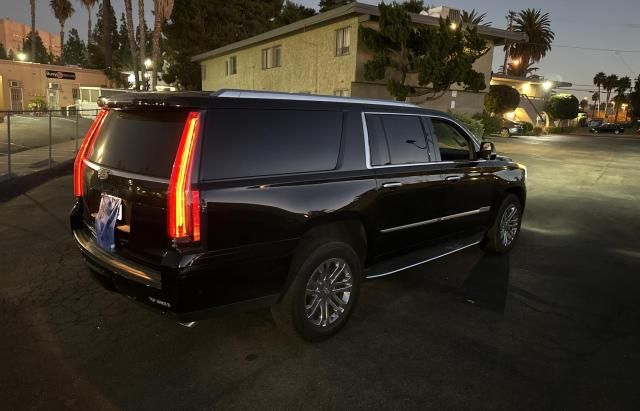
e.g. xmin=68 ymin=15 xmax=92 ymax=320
xmin=380 ymin=206 xmax=491 ymax=234
xmin=84 ymin=159 xmax=170 ymax=184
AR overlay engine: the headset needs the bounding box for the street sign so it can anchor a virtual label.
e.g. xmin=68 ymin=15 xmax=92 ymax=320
xmin=45 ymin=70 xmax=76 ymax=80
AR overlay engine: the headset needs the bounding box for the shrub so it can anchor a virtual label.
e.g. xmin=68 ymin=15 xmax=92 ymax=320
xmin=452 ymin=112 xmax=484 ymax=139
xmin=522 ymin=122 xmax=534 ymax=134
xmin=27 ymin=96 xmax=48 ymax=113
xmin=472 ymin=112 xmax=501 ymax=137
xmin=533 ymin=126 xmax=544 ymax=136
xmin=484 ymin=85 xmax=520 ymax=115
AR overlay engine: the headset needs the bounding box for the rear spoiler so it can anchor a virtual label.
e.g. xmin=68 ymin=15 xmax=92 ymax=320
xmin=98 ymin=92 xmax=212 ymax=109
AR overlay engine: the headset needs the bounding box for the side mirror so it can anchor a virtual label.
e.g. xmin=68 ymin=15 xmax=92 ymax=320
xmin=479 ymin=141 xmax=496 ymax=160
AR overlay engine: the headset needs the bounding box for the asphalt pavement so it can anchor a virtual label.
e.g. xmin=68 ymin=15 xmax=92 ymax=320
xmin=1 ymin=133 xmax=639 ymax=410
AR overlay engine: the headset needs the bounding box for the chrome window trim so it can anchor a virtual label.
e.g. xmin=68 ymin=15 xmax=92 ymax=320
xmin=361 ymin=111 xmax=481 ymax=169
xmin=84 ymin=159 xmax=170 ymax=184
xmin=380 ymin=206 xmax=491 ymax=234
xmin=366 ymin=239 xmax=482 ymax=279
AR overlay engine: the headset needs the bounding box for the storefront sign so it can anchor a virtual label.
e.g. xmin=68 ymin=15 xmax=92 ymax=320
xmin=45 ymin=70 xmax=76 ymax=80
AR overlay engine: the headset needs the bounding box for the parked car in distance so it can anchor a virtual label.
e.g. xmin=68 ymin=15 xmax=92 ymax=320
xmin=500 ymin=119 xmax=525 ymax=137
xmin=70 ymin=90 xmax=527 ymax=341
xmin=590 ymin=122 xmax=625 ymax=134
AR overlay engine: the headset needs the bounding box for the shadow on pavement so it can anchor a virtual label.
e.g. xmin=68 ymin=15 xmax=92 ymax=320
xmin=460 ymin=254 xmax=510 ymax=313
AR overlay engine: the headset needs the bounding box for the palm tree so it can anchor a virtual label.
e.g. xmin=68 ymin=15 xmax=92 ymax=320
xmin=102 ymin=0 xmax=112 ymax=69
xmin=509 ymin=9 xmax=555 ymax=77
xmin=593 ymin=72 xmax=606 ymax=118
xmin=138 ymin=0 xmax=147 ymax=89
xmin=591 ymin=92 xmax=599 ymax=118
xmin=50 ymin=0 xmax=75 ymax=63
xmin=613 ymin=76 xmax=631 ymax=122
xmin=124 ymin=0 xmax=140 ymax=89
xmin=603 ymin=74 xmax=619 ymax=119
xmin=30 ymin=0 xmax=36 ymax=62
xmin=151 ymin=0 xmax=174 ymax=90
xmin=79 ymin=0 xmax=98 ymax=44
xmin=461 ymin=9 xmax=491 ymax=26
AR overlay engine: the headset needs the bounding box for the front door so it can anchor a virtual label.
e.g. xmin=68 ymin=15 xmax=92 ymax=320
xmin=364 ymin=113 xmax=447 ymax=259
xmin=428 ymin=117 xmax=497 ymax=236
xmin=10 ymin=87 xmax=23 ymax=111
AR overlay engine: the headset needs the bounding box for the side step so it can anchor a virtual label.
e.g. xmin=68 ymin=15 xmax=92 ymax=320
xmin=365 ymin=232 xmax=484 ymax=279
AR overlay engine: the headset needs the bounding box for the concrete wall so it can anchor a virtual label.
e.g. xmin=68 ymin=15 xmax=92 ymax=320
xmin=0 ymin=18 xmax=62 ymax=58
xmin=200 ymin=16 xmax=360 ymax=96
xmin=0 ymin=60 xmax=109 ymax=110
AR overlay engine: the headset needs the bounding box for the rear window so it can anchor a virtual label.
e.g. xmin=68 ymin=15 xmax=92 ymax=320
xmin=201 ymin=109 xmax=343 ymax=180
xmin=89 ymin=110 xmax=188 ymax=178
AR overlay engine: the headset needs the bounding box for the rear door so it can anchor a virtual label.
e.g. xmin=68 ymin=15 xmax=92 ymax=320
xmin=426 ymin=116 xmax=497 ymax=236
xmin=364 ymin=112 xmax=448 ymax=258
xmin=81 ymin=109 xmax=192 ymax=266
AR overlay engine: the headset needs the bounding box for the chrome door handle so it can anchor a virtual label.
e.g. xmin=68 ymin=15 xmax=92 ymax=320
xmin=382 ymin=182 xmax=403 ymax=189
xmin=445 ymin=176 xmax=462 ymax=182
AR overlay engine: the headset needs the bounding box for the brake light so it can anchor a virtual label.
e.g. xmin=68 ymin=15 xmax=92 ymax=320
xmin=74 ymin=108 xmax=108 ymax=197
xmin=168 ymin=111 xmax=201 ymax=243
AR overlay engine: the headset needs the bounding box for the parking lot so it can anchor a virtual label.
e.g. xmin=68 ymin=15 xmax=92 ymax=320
xmin=1 ymin=133 xmax=639 ymax=410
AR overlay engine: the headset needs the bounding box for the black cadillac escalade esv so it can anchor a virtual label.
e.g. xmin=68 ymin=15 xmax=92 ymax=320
xmin=70 ymin=90 xmax=527 ymax=341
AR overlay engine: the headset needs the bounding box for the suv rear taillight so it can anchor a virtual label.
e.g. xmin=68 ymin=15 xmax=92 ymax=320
xmin=168 ymin=111 xmax=201 ymax=244
xmin=74 ymin=108 xmax=108 ymax=197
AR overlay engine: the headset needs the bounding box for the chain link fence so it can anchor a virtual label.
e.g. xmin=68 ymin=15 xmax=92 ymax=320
xmin=0 ymin=108 xmax=99 ymax=183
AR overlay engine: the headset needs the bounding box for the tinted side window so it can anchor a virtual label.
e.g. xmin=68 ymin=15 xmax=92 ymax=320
xmin=201 ymin=109 xmax=342 ymax=180
xmin=365 ymin=115 xmax=390 ymax=166
xmin=369 ymin=114 xmax=429 ymax=165
xmin=432 ymin=119 xmax=473 ymax=161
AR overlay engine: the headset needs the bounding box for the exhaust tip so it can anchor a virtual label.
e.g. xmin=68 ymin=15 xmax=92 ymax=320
xmin=179 ymin=321 xmax=198 ymax=328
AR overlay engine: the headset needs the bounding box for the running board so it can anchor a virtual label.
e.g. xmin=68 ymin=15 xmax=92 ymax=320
xmin=365 ymin=233 xmax=484 ymax=279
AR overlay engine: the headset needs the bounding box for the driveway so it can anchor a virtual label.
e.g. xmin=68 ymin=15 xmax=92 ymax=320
xmin=1 ymin=134 xmax=639 ymax=410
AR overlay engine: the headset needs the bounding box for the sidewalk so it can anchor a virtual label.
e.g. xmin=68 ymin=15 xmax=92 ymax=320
xmin=0 ymin=137 xmax=83 ymax=182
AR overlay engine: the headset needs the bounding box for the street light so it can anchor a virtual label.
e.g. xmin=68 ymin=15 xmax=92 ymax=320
xmin=16 ymin=52 xmax=27 ymax=61
xmin=143 ymin=58 xmax=153 ymax=91
xmin=543 ymin=81 xmax=553 ymax=91
xmin=144 ymin=58 xmax=152 ymax=69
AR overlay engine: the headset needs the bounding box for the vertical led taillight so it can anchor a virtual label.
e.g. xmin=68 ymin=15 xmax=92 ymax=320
xmin=74 ymin=108 xmax=108 ymax=197
xmin=168 ymin=111 xmax=201 ymax=243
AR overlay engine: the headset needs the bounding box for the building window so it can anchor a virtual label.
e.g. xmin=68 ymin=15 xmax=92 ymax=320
xmin=334 ymin=89 xmax=350 ymax=97
xmin=335 ymin=27 xmax=351 ymax=56
xmin=72 ymin=87 xmax=79 ymax=100
xmin=225 ymin=56 xmax=237 ymax=76
xmin=262 ymin=45 xmax=282 ymax=69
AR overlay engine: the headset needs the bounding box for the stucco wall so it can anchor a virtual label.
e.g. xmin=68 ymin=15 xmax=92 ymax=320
xmin=0 ymin=60 xmax=109 ymax=110
xmin=201 ymin=16 xmax=360 ymax=95
xmin=0 ymin=18 xmax=62 ymax=58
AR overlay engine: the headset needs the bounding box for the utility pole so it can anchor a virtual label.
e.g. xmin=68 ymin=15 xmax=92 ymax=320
xmin=502 ymin=10 xmax=516 ymax=75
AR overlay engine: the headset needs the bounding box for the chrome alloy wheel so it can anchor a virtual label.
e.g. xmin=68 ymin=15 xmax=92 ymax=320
xmin=499 ymin=204 xmax=520 ymax=247
xmin=304 ymin=258 xmax=353 ymax=327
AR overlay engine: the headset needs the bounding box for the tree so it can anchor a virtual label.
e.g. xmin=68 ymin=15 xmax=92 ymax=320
xmin=593 ymin=71 xmax=606 ymax=118
xmin=30 ymin=0 xmax=36 ymax=63
xmin=163 ymin=0 xmax=288 ymax=90
xmin=150 ymin=0 xmax=174 ymax=90
xmin=103 ymin=0 xmax=113 ymax=69
xmin=461 ymin=9 xmax=491 ymax=26
xmin=508 ymin=9 xmax=555 ymax=78
xmin=579 ymin=98 xmax=588 ymax=111
xmin=602 ymin=74 xmax=618 ymax=119
xmin=0 ymin=42 xmax=7 ymax=59
xmin=80 ymin=0 xmax=98 ymax=44
xmin=50 ymin=0 xmax=75 ymax=63
xmin=319 ymin=0 xmax=351 ymax=12
xmin=23 ymin=32 xmax=52 ymax=64
xmin=361 ymin=1 xmax=488 ymax=101
xmin=277 ymin=1 xmax=316 ymax=26
xmin=546 ymin=93 xmax=579 ymax=124
xmin=401 ymin=0 xmax=423 ymax=13
xmin=591 ymin=92 xmax=599 ymax=118
xmin=123 ymin=0 xmax=139 ymax=89
xmin=613 ymin=76 xmax=631 ymax=122
xmin=484 ymin=85 xmax=520 ymax=115
xmin=138 ymin=0 xmax=147 ymax=88
xmin=629 ymin=75 xmax=640 ymax=121
xmin=63 ymin=28 xmax=87 ymax=65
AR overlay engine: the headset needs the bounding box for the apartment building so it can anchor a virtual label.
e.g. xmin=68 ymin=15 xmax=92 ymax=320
xmin=0 ymin=18 xmax=62 ymax=58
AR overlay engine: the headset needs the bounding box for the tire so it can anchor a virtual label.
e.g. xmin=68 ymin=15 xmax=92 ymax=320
xmin=614 ymin=129 xmax=620 ymax=135
xmin=271 ymin=238 xmax=362 ymax=341
xmin=593 ymin=130 xmax=599 ymax=134
xmin=500 ymin=128 xmax=510 ymax=138
xmin=482 ymin=194 xmax=523 ymax=254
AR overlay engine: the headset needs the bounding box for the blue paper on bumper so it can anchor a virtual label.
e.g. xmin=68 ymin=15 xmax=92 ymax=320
xmin=95 ymin=194 xmax=122 ymax=252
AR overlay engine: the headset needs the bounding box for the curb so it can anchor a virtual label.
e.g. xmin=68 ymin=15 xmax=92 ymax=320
xmin=0 ymin=159 xmax=73 ymax=203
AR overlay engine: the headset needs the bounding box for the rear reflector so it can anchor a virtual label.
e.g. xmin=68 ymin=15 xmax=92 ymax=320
xmin=168 ymin=112 xmax=201 ymax=242
xmin=74 ymin=109 xmax=108 ymax=197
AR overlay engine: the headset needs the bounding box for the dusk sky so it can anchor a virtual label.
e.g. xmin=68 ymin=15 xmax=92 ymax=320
xmin=3 ymin=0 xmax=639 ymax=95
